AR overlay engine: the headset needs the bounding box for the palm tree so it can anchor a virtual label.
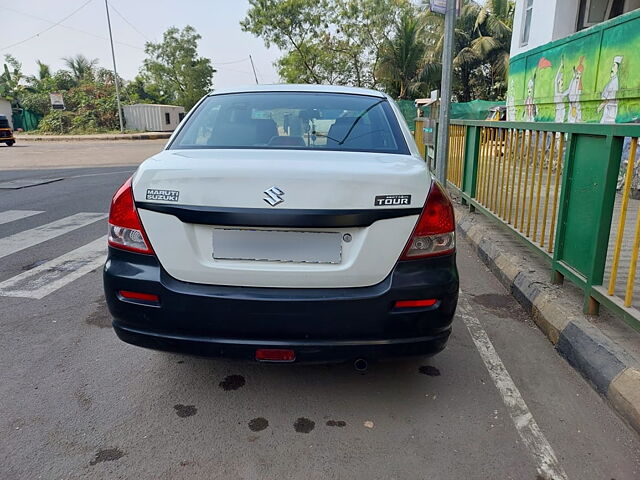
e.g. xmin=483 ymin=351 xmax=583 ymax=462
xmin=62 ymin=54 xmax=98 ymax=83
xmin=423 ymin=0 xmax=513 ymax=101
xmin=425 ymin=2 xmax=483 ymax=102
xmin=471 ymin=0 xmax=513 ymax=88
xmin=377 ymin=12 xmax=429 ymax=99
xmin=36 ymin=60 xmax=51 ymax=81
xmin=26 ymin=60 xmax=52 ymax=92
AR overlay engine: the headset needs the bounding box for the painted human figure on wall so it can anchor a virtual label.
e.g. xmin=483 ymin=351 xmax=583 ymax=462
xmin=598 ymin=56 xmax=623 ymax=123
xmin=506 ymin=79 xmax=516 ymax=121
xmin=524 ymin=76 xmax=537 ymax=122
xmin=567 ymin=57 xmax=585 ymax=123
xmin=554 ymin=58 xmax=569 ymax=123
xmin=522 ymin=58 xmax=552 ymax=122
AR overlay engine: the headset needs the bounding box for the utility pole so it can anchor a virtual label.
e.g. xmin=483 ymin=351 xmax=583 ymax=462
xmin=249 ymin=55 xmax=259 ymax=84
xmin=105 ymin=0 xmax=124 ymax=133
xmin=435 ymin=0 xmax=456 ymax=184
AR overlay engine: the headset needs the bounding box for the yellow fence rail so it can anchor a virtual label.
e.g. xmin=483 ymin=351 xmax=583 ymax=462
xmin=605 ymin=137 xmax=640 ymax=308
xmin=435 ymin=120 xmax=640 ymax=330
xmin=447 ymin=124 xmax=466 ymax=189
xmin=470 ymin=126 xmax=565 ymax=254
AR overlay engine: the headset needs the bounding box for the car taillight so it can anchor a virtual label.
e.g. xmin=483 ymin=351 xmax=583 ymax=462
xmin=401 ymin=181 xmax=455 ymax=259
xmin=108 ymin=177 xmax=154 ymax=254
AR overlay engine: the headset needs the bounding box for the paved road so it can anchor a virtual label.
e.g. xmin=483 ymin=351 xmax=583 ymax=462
xmin=0 ymin=140 xmax=165 ymax=170
xmin=1 ymin=143 xmax=640 ymax=479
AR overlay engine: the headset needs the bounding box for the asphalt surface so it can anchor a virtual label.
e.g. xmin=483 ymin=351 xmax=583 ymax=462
xmin=0 ymin=140 xmax=165 ymax=170
xmin=1 ymin=142 xmax=640 ymax=479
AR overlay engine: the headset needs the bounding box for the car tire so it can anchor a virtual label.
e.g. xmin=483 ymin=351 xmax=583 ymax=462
xmin=5 ymin=141 xmax=14 ymax=146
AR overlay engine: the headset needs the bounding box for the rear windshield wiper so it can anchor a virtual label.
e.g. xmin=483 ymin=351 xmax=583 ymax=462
xmin=313 ymin=99 xmax=385 ymax=145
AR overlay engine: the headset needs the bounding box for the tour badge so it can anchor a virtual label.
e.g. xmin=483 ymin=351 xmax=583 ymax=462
xmin=374 ymin=194 xmax=411 ymax=207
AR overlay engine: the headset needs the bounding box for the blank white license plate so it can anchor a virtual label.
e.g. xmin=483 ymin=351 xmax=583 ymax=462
xmin=212 ymin=229 xmax=342 ymax=264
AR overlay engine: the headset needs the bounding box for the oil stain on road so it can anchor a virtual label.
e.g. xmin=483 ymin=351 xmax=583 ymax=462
xmin=174 ymin=404 xmax=198 ymax=418
xmin=89 ymin=447 xmax=125 ymax=466
xmin=419 ymin=365 xmax=441 ymax=376
xmin=472 ymin=293 xmax=518 ymax=319
xmin=248 ymin=417 xmax=269 ymax=432
xmin=294 ymin=417 xmax=315 ymax=433
xmin=326 ymin=420 xmax=347 ymax=427
xmin=219 ymin=374 xmax=246 ymax=391
xmin=85 ymin=300 xmax=111 ymax=329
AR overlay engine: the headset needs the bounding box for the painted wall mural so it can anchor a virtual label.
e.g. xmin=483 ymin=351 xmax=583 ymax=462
xmin=506 ymin=9 xmax=640 ymax=124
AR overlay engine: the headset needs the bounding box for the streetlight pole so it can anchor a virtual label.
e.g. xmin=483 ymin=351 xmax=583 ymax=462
xmin=104 ymin=0 xmax=124 ymax=133
xmin=435 ymin=0 xmax=456 ymax=184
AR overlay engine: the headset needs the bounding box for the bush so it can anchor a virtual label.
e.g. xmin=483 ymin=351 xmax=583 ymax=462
xmin=21 ymin=92 xmax=50 ymax=116
xmin=38 ymin=110 xmax=74 ymax=134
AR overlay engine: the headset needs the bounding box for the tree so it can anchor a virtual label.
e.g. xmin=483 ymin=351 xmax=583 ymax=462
xmin=125 ymin=76 xmax=169 ymax=105
xmin=26 ymin=60 xmax=52 ymax=93
xmin=425 ymin=0 xmax=513 ymax=102
xmin=377 ymin=8 xmax=430 ymax=99
xmin=470 ymin=0 xmax=514 ymax=97
xmin=242 ymin=0 xmax=408 ymax=88
xmin=62 ymin=54 xmax=98 ymax=83
xmin=140 ymin=26 xmax=215 ymax=110
xmin=0 ymin=55 xmax=26 ymax=107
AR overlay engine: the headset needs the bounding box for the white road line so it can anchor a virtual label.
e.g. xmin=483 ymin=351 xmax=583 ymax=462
xmin=0 ymin=212 xmax=106 ymax=260
xmin=0 ymin=210 xmax=44 ymax=225
xmin=67 ymin=169 xmax=135 ymax=179
xmin=458 ymin=297 xmax=569 ymax=480
xmin=0 ymin=237 xmax=105 ymax=299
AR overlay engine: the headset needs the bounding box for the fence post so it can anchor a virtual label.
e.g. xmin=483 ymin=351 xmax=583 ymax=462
xmin=584 ymin=134 xmax=624 ymax=314
xmin=551 ymin=131 xmax=624 ymax=314
xmin=462 ymin=125 xmax=481 ymax=212
xmin=551 ymin=132 xmax=573 ymax=286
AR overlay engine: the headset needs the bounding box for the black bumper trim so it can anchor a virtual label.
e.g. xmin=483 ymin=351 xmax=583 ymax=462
xmin=104 ymin=247 xmax=458 ymax=362
xmin=114 ymin=323 xmax=451 ymax=363
xmin=135 ymin=202 xmax=421 ymax=228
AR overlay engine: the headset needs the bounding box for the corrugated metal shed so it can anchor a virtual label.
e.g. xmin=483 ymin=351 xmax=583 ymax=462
xmin=123 ymin=104 xmax=185 ymax=132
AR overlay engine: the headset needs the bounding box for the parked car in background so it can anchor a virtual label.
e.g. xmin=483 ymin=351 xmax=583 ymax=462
xmin=0 ymin=115 xmax=15 ymax=146
xmin=103 ymin=85 xmax=459 ymax=369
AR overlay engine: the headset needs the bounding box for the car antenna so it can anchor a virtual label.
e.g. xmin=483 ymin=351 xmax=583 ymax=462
xmin=249 ymin=55 xmax=259 ymax=85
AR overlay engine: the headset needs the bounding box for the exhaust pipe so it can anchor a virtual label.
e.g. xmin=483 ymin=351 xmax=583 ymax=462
xmin=353 ymin=358 xmax=368 ymax=373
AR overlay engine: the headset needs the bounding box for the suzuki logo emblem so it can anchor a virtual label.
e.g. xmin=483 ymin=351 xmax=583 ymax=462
xmin=263 ymin=186 xmax=284 ymax=206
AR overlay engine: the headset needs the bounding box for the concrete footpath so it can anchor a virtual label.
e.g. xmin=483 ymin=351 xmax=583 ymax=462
xmin=454 ymin=201 xmax=640 ymax=435
xmin=15 ymin=132 xmax=171 ymax=142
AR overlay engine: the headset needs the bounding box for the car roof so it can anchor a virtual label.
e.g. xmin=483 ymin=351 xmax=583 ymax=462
xmin=208 ymin=84 xmax=387 ymax=98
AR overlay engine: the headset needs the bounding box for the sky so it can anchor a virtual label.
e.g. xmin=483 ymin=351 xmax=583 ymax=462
xmin=0 ymin=0 xmax=282 ymax=88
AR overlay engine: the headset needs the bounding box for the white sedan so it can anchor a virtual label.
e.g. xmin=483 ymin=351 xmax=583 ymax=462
xmin=103 ymin=84 xmax=458 ymax=368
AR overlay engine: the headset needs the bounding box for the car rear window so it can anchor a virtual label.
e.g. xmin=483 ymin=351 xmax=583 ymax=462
xmin=169 ymin=92 xmax=409 ymax=154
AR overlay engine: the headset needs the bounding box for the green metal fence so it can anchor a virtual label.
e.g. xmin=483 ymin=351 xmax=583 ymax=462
xmin=434 ymin=120 xmax=640 ymax=331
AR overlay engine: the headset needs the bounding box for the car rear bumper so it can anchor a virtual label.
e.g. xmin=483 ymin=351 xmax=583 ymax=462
xmin=0 ymin=131 xmax=14 ymax=141
xmin=104 ymin=247 xmax=458 ymax=363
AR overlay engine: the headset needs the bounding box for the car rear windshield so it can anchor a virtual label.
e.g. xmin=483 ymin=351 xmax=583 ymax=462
xmin=168 ymin=92 xmax=409 ymax=154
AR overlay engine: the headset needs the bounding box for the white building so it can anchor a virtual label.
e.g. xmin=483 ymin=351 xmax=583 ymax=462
xmin=123 ymin=104 xmax=186 ymax=132
xmin=511 ymin=0 xmax=640 ymax=57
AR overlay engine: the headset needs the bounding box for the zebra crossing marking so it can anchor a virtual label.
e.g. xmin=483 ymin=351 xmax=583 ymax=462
xmin=0 ymin=237 xmax=106 ymax=299
xmin=0 ymin=212 xmax=106 ymax=261
xmin=0 ymin=210 xmax=44 ymax=226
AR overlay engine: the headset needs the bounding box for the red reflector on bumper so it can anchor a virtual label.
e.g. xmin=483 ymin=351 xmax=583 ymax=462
xmin=394 ymin=299 xmax=437 ymax=308
xmin=119 ymin=290 xmax=159 ymax=302
xmin=256 ymin=349 xmax=296 ymax=362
